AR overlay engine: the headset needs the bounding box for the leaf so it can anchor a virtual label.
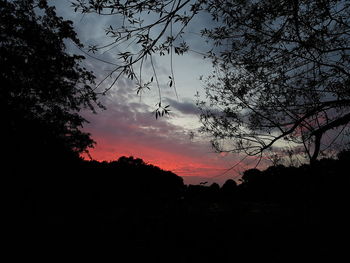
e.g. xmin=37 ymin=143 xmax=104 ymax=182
xmin=169 ymin=80 xmax=173 ymax=87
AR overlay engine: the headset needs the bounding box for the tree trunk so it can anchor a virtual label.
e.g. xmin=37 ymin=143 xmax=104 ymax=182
xmin=310 ymin=133 xmax=322 ymax=165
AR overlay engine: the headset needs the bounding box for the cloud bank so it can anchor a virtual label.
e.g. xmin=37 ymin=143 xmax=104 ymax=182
xmin=53 ymin=0 xmax=251 ymax=185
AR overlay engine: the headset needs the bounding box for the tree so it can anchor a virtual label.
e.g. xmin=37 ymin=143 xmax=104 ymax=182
xmin=197 ymin=0 xmax=350 ymax=164
xmin=72 ymin=0 xmax=350 ymax=163
xmin=0 ymin=0 xmax=102 ymax=167
xmin=72 ymin=0 xmax=205 ymax=115
xmin=241 ymin=169 xmax=262 ymax=185
xmin=221 ymin=179 xmax=237 ymax=198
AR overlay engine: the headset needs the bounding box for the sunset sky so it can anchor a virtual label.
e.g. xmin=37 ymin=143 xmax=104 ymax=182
xmin=52 ymin=0 xmax=262 ymax=185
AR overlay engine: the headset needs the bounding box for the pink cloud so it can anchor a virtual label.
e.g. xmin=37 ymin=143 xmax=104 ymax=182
xmin=82 ymin=128 xmax=250 ymax=185
xmin=79 ymin=84 xmax=258 ymax=185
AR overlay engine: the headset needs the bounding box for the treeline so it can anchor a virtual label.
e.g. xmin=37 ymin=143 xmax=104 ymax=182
xmin=188 ymin=150 xmax=349 ymax=204
xmin=13 ymin=151 xmax=350 ymax=227
xmin=10 ymin=152 xmax=349 ymax=262
xmin=181 ymin=151 xmax=349 ymax=227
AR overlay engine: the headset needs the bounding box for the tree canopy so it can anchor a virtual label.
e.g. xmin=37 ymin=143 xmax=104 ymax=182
xmin=72 ymin=0 xmax=350 ymax=163
xmin=0 ymin=0 xmax=102 ymax=167
xmin=197 ymin=0 xmax=350 ymax=163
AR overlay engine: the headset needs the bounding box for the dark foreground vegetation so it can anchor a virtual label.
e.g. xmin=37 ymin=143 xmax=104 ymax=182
xmin=9 ymin=153 xmax=350 ymax=262
xmin=2 ymin=1 xmax=349 ymax=261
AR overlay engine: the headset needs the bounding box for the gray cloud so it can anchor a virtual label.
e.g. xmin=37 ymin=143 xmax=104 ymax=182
xmin=50 ymin=0 xmax=255 ymax=183
xmin=165 ymin=98 xmax=199 ymax=115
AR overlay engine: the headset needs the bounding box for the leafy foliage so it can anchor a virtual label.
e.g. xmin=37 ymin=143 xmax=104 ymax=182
xmin=153 ymin=101 xmax=171 ymax=119
xmin=0 ymin=0 xmax=102 ymax=166
xmin=197 ymin=0 xmax=350 ymax=163
xmin=72 ymin=0 xmax=350 ymax=162
xmin=72 ymin=0 xmax=203 ymax=116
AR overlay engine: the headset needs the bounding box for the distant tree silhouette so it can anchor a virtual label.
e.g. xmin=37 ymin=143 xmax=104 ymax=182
xmin=0 ymin=0 xmax=102 ymax=168
xmin=337 ymin=149 xmax=350 ymax=162
xmin=221 ymin=179 xmax=237 ymax=199
xmin=12 ymin=151 xmax=350 ymax=262
xmin=117 ymin=156 xmax=146 ymax=167
xmin=209 ymin=183 xmax=220 ymax=192
xmin=82 ymin=156 xmax=185 ymax=199
xmin=241 ymin=169 xmax=263 ymax=185
xmin=221 ymin=179 xmax=237 ymax=192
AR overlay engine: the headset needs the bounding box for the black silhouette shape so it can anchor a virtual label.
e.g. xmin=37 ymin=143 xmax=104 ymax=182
xmin=74 ymin=0 xmax=350 ymax=163
xmin=4 ymin=1 xmax=349 ymax=261
xmin=1 ymin=0 xmax=102 ymax=171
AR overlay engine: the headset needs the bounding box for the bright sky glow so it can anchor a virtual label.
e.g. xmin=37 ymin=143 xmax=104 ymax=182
xmin=51 ymin=0 xmax=261 ymax=185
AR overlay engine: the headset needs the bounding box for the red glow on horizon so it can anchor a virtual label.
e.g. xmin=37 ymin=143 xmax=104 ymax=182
xmin=81 ymin=137 xmax=246 ymax=185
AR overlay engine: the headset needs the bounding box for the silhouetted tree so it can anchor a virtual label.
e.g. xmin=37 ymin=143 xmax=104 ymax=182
xmin=117 ymin=156 xmax=146 ymax=167
xmin=221 ymin=179 xmax=237 ymax=191
xmin=197 ymin=0 xmax=350 ymax=163
xmin=241 ymin=169 xmax=263 ymax=185
xmin=337 ymin=149 xmax=350 ymax=162
xmin=221 ymin=179 xmax=237 ymax=199
xmin=1 ymin=0 xmax=102 ymax=168
xmin=82 ymin=156 xmax=185 ymax=199
xmin=209 ymin=182 xmax=220 ymax=192
xmin=72 ymin=0 xmax=349 ymax=161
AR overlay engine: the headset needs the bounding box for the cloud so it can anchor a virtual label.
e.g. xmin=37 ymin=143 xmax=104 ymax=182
xmin=165 ymin=98 xmax=199 ymax=115
xmin=79 ymin=82 xmax=248 ymax=183
xmin=52 ymin=0 xmax=259 ymax=185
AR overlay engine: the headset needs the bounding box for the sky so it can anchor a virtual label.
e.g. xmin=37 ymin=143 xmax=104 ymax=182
xmin=51 ymin=0 xmax=261 ymax=185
